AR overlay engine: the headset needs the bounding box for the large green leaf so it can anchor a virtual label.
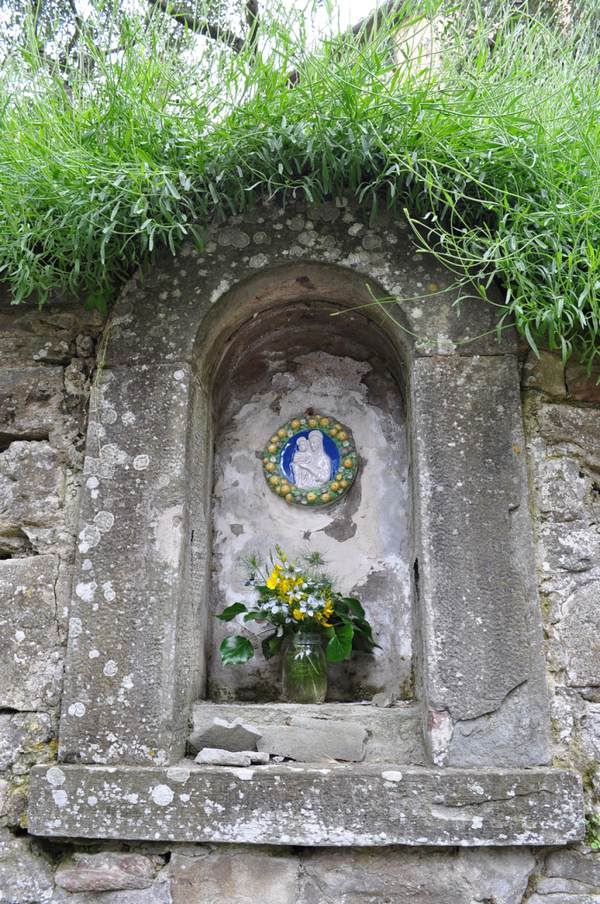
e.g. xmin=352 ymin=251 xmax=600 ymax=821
xmin=326 ymin=622 xmax=354 ymax=662
xmin=219 ymin=635 xmax=254 ymax=665
xmin=342 ymin=596 xmax=366 ymax=619
xmin=261 ymin=632 xmax=283 ymax=660
xmin=217 ymin=602 xmax=247 ymax=622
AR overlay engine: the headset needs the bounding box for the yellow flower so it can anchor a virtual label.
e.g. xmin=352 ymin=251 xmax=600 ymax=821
xmin=266 ymin=568 xmax=279 ymax=590
xmin=292 ymin=608 xmax=305 ymax=621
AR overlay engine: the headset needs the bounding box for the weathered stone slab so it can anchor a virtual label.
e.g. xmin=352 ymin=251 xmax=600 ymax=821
xmin=55 ymin=852 xmax=159 ymax=892
xmin=28 ymin=764 xmax=584 ymax=846
xmin=411 ymin=355 xmax=550 ymax=765
xmin=0 ymin=828 xmax=55 ymax=904
xmin=190 ymin=702 xmax=427 ymax=764
xmin=0 ymin=556 xmax=62 ymax=710
xmin=194 ymin=748 xmax=269 ymax=766
xmin=257 ymin=717 xmax=367 ymax=762
xmin=58 ymin=364 xmax=205 ymax=765
xmin=188 ymin=717 xmax=261 ymax=753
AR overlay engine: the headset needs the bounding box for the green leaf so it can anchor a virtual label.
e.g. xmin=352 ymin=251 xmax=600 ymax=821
xmin=342 ymin=596 xmax=366 ymax=619
xmin=326 ymin=622 xmax=354 ymax=662
xmin=261 ymin=632 xmax=283 ymax=660
xmin=219 ymin=635 xmax=254 ymax=665
xmin=217 ymin=602 xmax=247 ymax=622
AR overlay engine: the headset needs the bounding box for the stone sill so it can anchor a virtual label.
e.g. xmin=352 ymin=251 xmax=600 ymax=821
xmin=28 ymin=764 xmax=584 ymax=847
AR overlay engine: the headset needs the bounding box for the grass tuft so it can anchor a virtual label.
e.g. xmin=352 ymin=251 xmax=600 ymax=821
xmin=0 ymin=0 xmax=598 ymax=368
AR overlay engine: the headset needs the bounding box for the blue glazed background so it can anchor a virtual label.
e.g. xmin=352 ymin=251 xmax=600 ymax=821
xmin=280 ymin=430 xmax=340 ymax=485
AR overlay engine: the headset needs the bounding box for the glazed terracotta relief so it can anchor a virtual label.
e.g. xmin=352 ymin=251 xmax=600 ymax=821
xmin=262 ymin=413 xmax=358 ymax=506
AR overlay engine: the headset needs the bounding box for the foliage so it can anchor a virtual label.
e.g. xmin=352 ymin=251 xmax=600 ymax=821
xmin=216 ymin=547 xmax=378 ymax=665
xmin=585 ymin=811 xmax=600 ymax=850
xmin=0 ymin=0 xmax=598 ymax=368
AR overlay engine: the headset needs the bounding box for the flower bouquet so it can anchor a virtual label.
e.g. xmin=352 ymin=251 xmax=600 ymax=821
xmin=216 ymin=548 xmax=377 ymax=703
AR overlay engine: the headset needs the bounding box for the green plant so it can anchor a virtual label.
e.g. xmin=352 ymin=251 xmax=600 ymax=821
xmin=216 ymin=548 xmax=378 ymax=665
xmin=0 ymin=0 xmax=598 ymax=369
xmin=585 ymin=812 xmax=600 ymax=850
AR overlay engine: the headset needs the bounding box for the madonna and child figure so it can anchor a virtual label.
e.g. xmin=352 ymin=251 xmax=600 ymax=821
xmin=291 ymin=431 xmax=331 ymax=488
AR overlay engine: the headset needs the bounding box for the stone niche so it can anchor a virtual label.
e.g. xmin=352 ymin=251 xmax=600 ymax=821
xmin=209 ymin=301 xmax=410 ymax=703
xmin=27 ymin=202 xmax=584 ymax=847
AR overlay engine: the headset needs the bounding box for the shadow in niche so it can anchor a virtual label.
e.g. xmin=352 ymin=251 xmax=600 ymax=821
xmin=203 ymin=300 xmax=413 ymax=705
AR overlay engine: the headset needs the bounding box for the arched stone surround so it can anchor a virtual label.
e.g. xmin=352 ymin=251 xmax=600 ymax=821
xmin=26 ymin=201 xmax=583 ymax=846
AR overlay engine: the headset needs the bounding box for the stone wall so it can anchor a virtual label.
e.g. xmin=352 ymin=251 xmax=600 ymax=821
xmin=0 ymin=284 xmax=599 ymax=899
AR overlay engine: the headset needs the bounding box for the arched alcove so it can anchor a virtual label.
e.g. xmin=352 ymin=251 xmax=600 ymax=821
xmin=204 ymin=293 xmax=411 ymax=702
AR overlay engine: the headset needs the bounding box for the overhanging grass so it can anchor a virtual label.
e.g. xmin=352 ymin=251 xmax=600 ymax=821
xmin=0 ymin=0 xmax=598 ymax=368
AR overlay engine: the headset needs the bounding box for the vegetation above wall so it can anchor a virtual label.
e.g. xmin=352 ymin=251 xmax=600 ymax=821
xmin=0 ymin=0 xmax=598 ymax=368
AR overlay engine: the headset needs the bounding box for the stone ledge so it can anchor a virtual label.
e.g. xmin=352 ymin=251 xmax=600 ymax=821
xmin=28 ymin=764 xmax=584 ymax=847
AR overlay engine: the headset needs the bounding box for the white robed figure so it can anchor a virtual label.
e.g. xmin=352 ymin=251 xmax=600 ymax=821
xmin=291 ymin=430 xmax=331 ymax=488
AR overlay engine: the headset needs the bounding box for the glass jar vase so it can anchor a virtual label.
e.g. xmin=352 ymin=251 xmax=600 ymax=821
xmin=281 ymin=631 xmax=327 ymax=704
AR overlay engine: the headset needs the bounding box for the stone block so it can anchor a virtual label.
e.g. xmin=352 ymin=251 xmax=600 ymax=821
xmin=556 ymin=582 xmax=600 ymax=687
xmin=0 ymin=441 xmax=67 ymax=557
xmin=169 ymin=848 xmax=298 ymax=904
xmin=299 ymin=847 xmax=536 ymax=904
xmin=536 ymin=402 xmax=600 ymax=471
xmin=27 ymin=763 xmax=584 ymax=847
xmin=544 ymin=848 xmax=600 ymax=885
xmin=257 ymin=717 xmax=367 ymax=762
xmin=0 ymin=828 xmax=54 ymax=904
xmin=194 ymin=748 xmax=269 ymax=766
xmin=411 ymin=355 xmax=549 ymax=764
xmin=0 ymin=366 xmax=64 ymax=444
xmin=523 ymin=350 xmax=567 ymax=398
xmin=55 ymin=852 xmax=159 ymax=892
xmin=0 ymin=711 xmax=54 ymax=772
xmin=188 ymin=717 xmax=262 ymax=753
xmin=566 ymin=359 xmax=600 ymax=402
xmin=190 ymin=702 xmax=427 ymax=764
xmin=0 ymin=296 xmax=104 ymax=366
xmin=0 ymin=556 xmax=61 ymax=710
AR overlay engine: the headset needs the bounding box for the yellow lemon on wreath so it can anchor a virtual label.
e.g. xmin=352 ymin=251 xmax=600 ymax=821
xmin=269 ymin=475 xmax=280 ymax=485
xmin=278 ymin=428 xmax=287 ymax=438
xmin=336 ymin=472 xmax=343 ymax=481
xmin=291 ymin=419 xmax=301 ymax=429
xmin=270 ymin=436 xmax=278 ymax=444
xmin=320 ymin=492 xmax=331 ymax=503
xmin=308 ymin=418 xmax=318 ymax=427
xmin=265 ymin=462 xmax=276 ymax=472
xmin=340 ymin=479 xmax=349 ymax=488
xmin=330 ymin=481 xmax=339 ymax=492
xmin=280 ymin=483 xmax=290 ymax=495
xmin=319 ymin=417 xmax=330 ymax=426
xmin=268 ymin=444 xmax=277 ymax=454
xmin=338 ymin=431 xmax=348 ymax=441
xmin=306 ymin=491 xmax=317 ymax=503
xmin=343 ymin=457 xmax=353 ymax=469
xmin=285 ymin=493 xmax=294 ymax=503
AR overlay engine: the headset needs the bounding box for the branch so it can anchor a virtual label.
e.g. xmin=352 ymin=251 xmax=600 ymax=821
xmin=351 ymin=0 xmax=409 ymax=41
xmin=147 ymin=0 xmax=245 ymax=52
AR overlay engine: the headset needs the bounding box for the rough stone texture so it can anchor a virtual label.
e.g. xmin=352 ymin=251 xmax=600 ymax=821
xmin=58 ymin=363 xmax=203 ymax=766
xmin=169 ymin=848 xmax=299 ymax=904
xmin=0 ymin=556 xmax=62 ymax=711
xmin=190 ymin=702 xmax=427 ymax=764
xmin=188 ymin=717 xmax=261 ymax=753
xmin=257 ymin=717 xmax=367 ymax=762
xmin=27 ymin=763 xmax=583 ymax=846
xmin=55 ymin=852 xmax=159 ymax=891
xmin=411 ymin=354 xmax=550 ymax=766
